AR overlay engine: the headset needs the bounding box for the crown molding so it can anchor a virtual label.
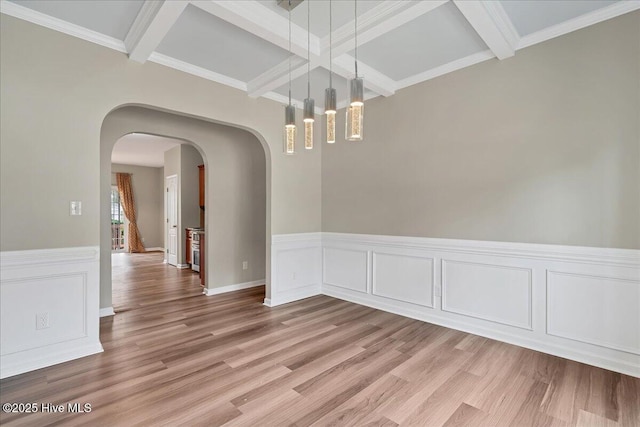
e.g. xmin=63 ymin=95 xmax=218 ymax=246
xmin=518 ymin=0 xmax=640 ymax=50
xmin=0 ymin=0 xmax=126 ymax=53
xmin=148 ymin=52 xmax=247 ymax=91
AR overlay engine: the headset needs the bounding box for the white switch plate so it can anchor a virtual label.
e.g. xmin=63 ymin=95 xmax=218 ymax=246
xmin=242 ymin=261 xmax=248 ymax=270
xmin=70 ymin=201 xmax=82 ymax=216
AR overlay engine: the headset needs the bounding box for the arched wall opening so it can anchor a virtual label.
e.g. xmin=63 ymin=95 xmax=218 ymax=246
xmin=101 ymin=105 xmax=270 ymax=310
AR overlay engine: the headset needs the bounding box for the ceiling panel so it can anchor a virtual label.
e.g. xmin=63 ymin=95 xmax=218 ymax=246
xmin=258 ymin=0 xmax=384 ymax=38
xmin=156 ymin=4 xmax=292 ymax=82
xmin=500 ymin=0 xmax=618 ymax=36
xmin=351 ymin=2 xmax=488 ymax=81
xmin=11 ymin=0 xmax=143 ymax=40
xmin=274 ymin=67 xmax=350 ymax=105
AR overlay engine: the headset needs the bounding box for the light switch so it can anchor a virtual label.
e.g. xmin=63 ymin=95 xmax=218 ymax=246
xmin=70 ymin=201 xmax=82 ymax=216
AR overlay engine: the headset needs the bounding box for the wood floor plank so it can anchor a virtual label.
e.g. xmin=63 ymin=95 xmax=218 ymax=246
xmin=1 ymin=252 xmax=638 ymax=427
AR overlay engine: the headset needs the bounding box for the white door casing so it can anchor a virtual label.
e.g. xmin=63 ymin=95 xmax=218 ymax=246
xmin=166 ymin=175 xmax=178 ymax=266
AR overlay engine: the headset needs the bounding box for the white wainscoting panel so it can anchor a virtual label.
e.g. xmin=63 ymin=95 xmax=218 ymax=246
xmin=373 ymin=252 xmax=434 ymax=308
xmin=547 ymin=271 xmax=640 ymax=355
xmin=320 ymin=232 xmax=640 ymax=377
xmin=442 ymin=260 xmax=532 ymax=330
xmin=267 ymin=233 xmax=322 ymax=307
xmin=0 ymin=247 xmax=103 ymax=379
xmin=323 ymin=247 xmax=368 ymax=293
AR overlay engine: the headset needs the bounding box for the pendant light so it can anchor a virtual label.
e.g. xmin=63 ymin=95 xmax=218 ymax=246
xmin=303 ymin=0 xmax=314 ymax=150
xmin=284 ymin=0 xmax=296 ymax=155
xmin=346 ymin=0 xmax=364 ymax=141
xmin=324 ymin=0 xmax=336 ymax=144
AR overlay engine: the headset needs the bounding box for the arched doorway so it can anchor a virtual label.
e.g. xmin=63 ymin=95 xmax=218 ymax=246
xmin=100 ymin=105 xmax=270 ymax=314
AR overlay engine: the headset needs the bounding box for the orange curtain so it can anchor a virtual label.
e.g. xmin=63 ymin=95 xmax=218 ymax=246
xmin=116 ymin=173 xmax=146 ymax=253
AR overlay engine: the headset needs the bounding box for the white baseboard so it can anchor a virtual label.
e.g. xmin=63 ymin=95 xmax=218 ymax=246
xmin=268 ymin=232 xmax=640 ymax=377
xmin=204 ymin=279 xmax=265 ymax=296
xmin=0 ymin=246 xmax=103 ymax=379
xmin=144 ymin=247 xmax=164 ymax=252
xmin=99 ymin=307 xmax=115 ymax=317
xmin=176 ymin=264 xmax=190 ymax=269
xmin=263 ymin=285 xmax=321 ymax=307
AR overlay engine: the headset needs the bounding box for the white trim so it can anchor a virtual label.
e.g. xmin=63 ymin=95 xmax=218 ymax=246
xmin=0 ymin=246 xmax=103 ymax=379
xmin=99 ymin=307 xmax=115 ymax=317
xmin=125 ymin=0 xmax=188 ymax=63
xmin=1 ymin=343 xmax=104 ymax=379
xmin=0 ymin=0 xmax=126 ymax=53
xmin=1 ymin=246 xmax=100 ymax=268
xmin=204 ymin=280 xmax=265 ymax=296
xmin=322 ymin=285 xmax=639 ymax=378
xmin=144 ymin=247 xmax=164 ymax=252
xmin=191 ymin=0 xmax=319 ymax=58
xmin=517 ymin=1 xmax=640 ymax=50
xmin=318 ymin=232 xmax=640 ymax=377
xmin=396 ymin=50 xmax=495 ymax=91
xmin=332 ymin=55 xmax=396 ymax=97
xmin=176 ymin=263 xmax=190 ymax=269
xmin=263 ymin=285 xmax=321 ymax=307
xmin=453 ymin=0 xmax=516 ymax=59
xmin=148 ymin=52 xmax=247 ymax=91
xmin=321 ymin=232 xmax=639 ymax=267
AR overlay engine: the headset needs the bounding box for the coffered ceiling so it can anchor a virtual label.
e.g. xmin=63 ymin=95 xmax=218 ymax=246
xmin=2 ymin=0 xmax=638 ymax=114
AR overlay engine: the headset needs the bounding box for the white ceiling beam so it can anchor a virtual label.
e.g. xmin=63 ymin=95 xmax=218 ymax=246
xmin=452 ymin=0 xmax=516 ymax=60
xmin=328 ymin=0 xmax=447 ymax=57
xmin=247 ymin=56 xmax=308 ymax=98
xmin=248 ymin=0 xmax=445 ymax=99
xmin=332 ymin=55 xmax=396 ymax=97
xmin=125 ymin=0 xmax=188 ymax=63
xmin=190 ymin=0 xmax=320 ymax=58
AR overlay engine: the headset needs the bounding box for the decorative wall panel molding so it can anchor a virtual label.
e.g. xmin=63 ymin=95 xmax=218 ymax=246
xmin=263 ymin=233 xmax=640 ymax=376
xmin=442 ymin=260 xmax=532 ymax=330
xmin=0 ymin=247 xmax=103 ymax=379
xmin=267 ymin=233 xmax=322 ymax=307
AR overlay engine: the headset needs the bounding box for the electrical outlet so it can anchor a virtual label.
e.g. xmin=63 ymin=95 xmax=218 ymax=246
xmin=242 ymin=261 xmax=248 ymax=270
xmin=36 ymin=312 xmax=50 ymax=330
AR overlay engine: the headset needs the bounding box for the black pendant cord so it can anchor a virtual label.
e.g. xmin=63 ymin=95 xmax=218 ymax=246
xmin=354 ymin=0 xmax=358 ymax=78
xmin=307 ymin=0 xmax=310 ymax=99
xmin=288 ymin=0 xmax=292 ymax=106
xmin=329 ymin=0 xmax=333 ymax=89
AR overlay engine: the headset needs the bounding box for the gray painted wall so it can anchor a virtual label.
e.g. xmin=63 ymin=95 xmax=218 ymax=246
xmin=322 ymin=12 xmax=640 ymax=249
xmin=102 ymin=107 xmax=266 ymax=308
xmin=111 ymin=164 xmax=164 ymax=249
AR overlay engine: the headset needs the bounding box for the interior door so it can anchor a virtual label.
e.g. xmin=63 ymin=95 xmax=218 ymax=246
xmin=166 ymin=175 xmax=178 ymax=266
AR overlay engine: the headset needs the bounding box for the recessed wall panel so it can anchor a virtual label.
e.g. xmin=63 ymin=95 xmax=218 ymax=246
xmin=442 ymin=260 xmax=532 ymax=329
xmin=372 ymin=252 xmax=434 ymax=307
xmin=547 ymin=271 xmax=640 ymax=354
xmin=323 ymin=247 xmax=368 ymax=293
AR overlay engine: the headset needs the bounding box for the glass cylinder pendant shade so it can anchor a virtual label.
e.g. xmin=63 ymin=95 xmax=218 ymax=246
xmin=346 ymin=77 xmax=364 ymax=141
xmin=325 ymin=87 xmax=337 ymax=144
xmin=284 ymin=104 xmax=296 ymax=155
xmin=303 ymin=98 xmax=314 ymax=150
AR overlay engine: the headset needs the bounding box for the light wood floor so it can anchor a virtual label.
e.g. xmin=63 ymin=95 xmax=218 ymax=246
xmin=1 ymin=252 xmax=638 ymax=426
